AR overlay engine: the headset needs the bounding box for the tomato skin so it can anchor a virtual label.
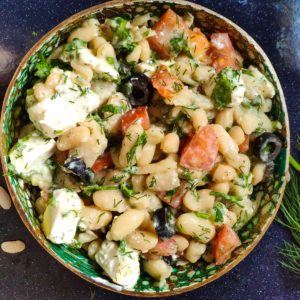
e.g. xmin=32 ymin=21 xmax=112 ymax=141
xmin=180 ymin=125 xmax=219 ymax=171
xmin=151 ymin=67 xmax=183 ymax=99
xmin=239 ymin=135 xmax=250 ymax=153
xmin=210 ymin=33 xmax=243 ymax=72
xmin=158 ymin=181 xmax=189 ymax=208
xmin=148 ymin=9 xmax=187 ymax=59
xmin=212 ymin=224 xmax=241 ymax=265
xmin=92 ymin=152 xmax=113 ymax=172
xmin=121 ymin=107 xmax=151 ymax=135
xmin=188 ymin=28 xmax=210 ymax=62
xmin=147 ymin=239 xmax=177 ymax=259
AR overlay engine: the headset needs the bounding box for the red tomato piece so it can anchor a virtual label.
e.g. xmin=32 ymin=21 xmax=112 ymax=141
xmin=180 ymin=125 xmax=218 ymax=171
xmin=147 ymin=239 xmax=177 ymax=259
xmin=239 ymin=135 xmax=250 ymax=153
xmin=121 ymin=107 xmax=150 ymax=135
xmin=92 ymin=152 xmax=113 ymax=172
xmin=212 ymin=224 xmax=241 ymax=265
xmin=188 ymin=28 xmax=210 ymax=62
xmin=148 ymin=9 xmax=187 ymax=59
xmin=158 ymin=181 xmax=189 ymax=208
xmin=151 ymin=67 xmax=183 ymax=99
xmin=210 ymin=33 xmax=243 ymax=72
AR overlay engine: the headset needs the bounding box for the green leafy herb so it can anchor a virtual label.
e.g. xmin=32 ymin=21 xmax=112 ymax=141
xmin=101 ymin=103 xmax=128 ymax=116
xmin=120 ymin=182 xmax=134 ymax=198
xmin=34 ymin=57 xmax=51 ymax=79
xmin=61 ymin=38 xmax=87 ymax=60
xmin=289 ymin=134 xmax=300 ymax=171
xmin=195 ymin=212 xmax=210 ymax=219
xmin=126 ymin=132 xmax=147 ymax=165
xmin=149 ymin=176 xmax=157 ymax=188
xmin=172 ymin=81 xmax=183 ymax=93
xmin=242 ymin=68 xmax=254 ymax=77
xmin=50 ymin=59 xmax=72 ymax=71
xmin=81 ymin=184 xmax=119 ymax=196
xmin=170 ymin=33 xmax=188 ymax=56
xmin=53 ymin=129 xmax=63 ymax=135
xmin=31 ymin=31 xmax=38 ymax=37
xmin=241 ymin=96 xmax=262 ymax=110
xmin=111 ymin=17 xmax=136 ymax=53
xmin=89 ymin=287 xmax=96 ymax=300
xmin=210 ymin=191 xmax=244 ymax=208
xmin=214 ymin=202 xmax=224 ymax=223
xmin=119 ymin=240 xmax=126 ymax=254
xmin=277 ymin=168 xmax=300 ymax=274
xmin=212 ymin=67 xmax=241 ymax=109
xmin=165 ymin=186 xmax=179 ymax=198
xmin=106 ymin=56 xmax=115 ymax=65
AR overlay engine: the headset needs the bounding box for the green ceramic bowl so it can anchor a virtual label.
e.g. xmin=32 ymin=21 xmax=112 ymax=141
xmin=0 ymin=0 xmax=290 ymax=297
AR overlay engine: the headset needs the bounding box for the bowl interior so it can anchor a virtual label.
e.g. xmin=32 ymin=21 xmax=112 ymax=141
xmin=0 ymin=0 xmax=288 ymax=296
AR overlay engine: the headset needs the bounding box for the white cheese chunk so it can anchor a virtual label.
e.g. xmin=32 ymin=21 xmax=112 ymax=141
xmin=27 ymin=69 xmax=101 ymax=138
xmin=78 ymin=48 xmax=119 ymax=81
xmin=241 ymin=65 xmax=275 ymax=100
xmin=95 ymin=240 xmax=140 ymax=288
xmin=9 ymin=131 xmax=56 ymax=189
xmin=42 ymin=188 xmax=81 ymax=244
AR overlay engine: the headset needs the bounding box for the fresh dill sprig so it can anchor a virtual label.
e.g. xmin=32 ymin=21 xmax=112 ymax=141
xmin=277 ymin=166 xmax=300 ymax=275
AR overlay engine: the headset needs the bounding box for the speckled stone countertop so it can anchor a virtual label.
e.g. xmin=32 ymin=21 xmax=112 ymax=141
xmin=0 ymin=0 xmax=300 ymax=299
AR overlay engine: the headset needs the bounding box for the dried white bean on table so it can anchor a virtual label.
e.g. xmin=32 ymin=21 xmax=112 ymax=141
xmin=0 ymin=186 xmax=12 ymax=210
xmin=1 ymin=240 xmax=26 ymax=254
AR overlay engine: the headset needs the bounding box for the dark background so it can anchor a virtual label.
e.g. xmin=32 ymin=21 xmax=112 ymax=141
xmin=0 ymin=0 xmax=300 ymax=299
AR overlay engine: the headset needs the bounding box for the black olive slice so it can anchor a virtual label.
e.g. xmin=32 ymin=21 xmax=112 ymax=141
xmin=153 ymin=207 xmax=176 ymax=239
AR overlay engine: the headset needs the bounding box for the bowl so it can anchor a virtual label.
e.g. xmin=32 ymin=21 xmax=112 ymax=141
xmin=0 ymin=0 xmax=290 ymax=296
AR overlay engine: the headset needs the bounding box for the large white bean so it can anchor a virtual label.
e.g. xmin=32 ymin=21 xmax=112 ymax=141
xmin=226 ymin=153 xmax=251 ymax=174
xmin=80 ymin=205 xmax=112 ymax=230
xmin=184 ymin=241 xmax=206 ymax=263
xmin=126 ymin=45 xmax=142 ymax=63
xmin=139 ymin=39 xmax=151 ymax=61
xmin=93 ymin=190 xmax=129 ymax=213
xmin=70 ymin=60 xmax=93 ymax=82
xmin=33 ymin=82 xmax=53 ymax=101
xmin=172 ymin=234 xmax=189 ymax=253
xmin=191 ymin=108 xmax=208 ymax=130
xmin=87 ymin=239 xmax=102 ymax=260
xmin=68 ymin=19 xmax=99 ymax=42
xmin=146 ymin=126 xmax=165 ymax=144
xmin=213 ymin=164 xmax=237 ymax=182
xmin=215 ymin=108 xmax=234 ymax=129
xmin=252 ymin=163 xmax=266 ymax=185
xmin=125 ymin=230 xmax=158 ymax=252
xmin=129 ymin=191 xmax=162 ymax=211
xmin=137 ymin=143 xmax=156 ymax=166
xmin=229 ymin=126 xmax=245 ymax=145
xmin=176 ymin=213 xmax=216 ymax=243
xmin=119 ymin=124 xmax=144 ymax=168
xmin=146 ymin=169 xmax=180 ymax=192
xmin=211 ymin=124 xmax=239 ymax=159
xmin=160 ymin=133 xmax=180 ymax=154
xmin=56 ymin=125 xmax=90 ymax=151
xmin=108 ymin=209 xmax=145 ymax=240
xmin=136 ymin=155 xmax=178 ymax=175
xmin=143 ymin=259 xmax=172 ymax=281
xmin=131 ymin=175 xmax=147 ymax=193
xmin=210 ymin=182 xmax=230 ymax=194
xmin=183 ymin=189 xmax=215 ymax=212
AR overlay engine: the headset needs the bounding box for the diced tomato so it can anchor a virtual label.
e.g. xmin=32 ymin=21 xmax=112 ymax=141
xmin=53 ymin=150 xmax=68 ymax=164
xmin=158 ymin=181 xmax=189 ymax=208
xmin=92 ymin=152 xmax=113 ymax=172
xmin=239 ymin=135 xmax=250 ymax=153
xmin=212 ymin=224 xmax=241 ymax=265
xmin=147 ymin=239 xmax=177 ymax=259
xmin=180 ymin=125 xmax=218 ymax=171
xmin=148 ymin=9 xmax=187 ymax=59
xmin=188 ymin=28 xmax=210 ymax=62
xmin=121 ymin=107 xmax=150 ymax=135
xmin=209 ymin=33 xmax=243 ymax=72
xmin=151 ymin=67 xmax=183 ymax=99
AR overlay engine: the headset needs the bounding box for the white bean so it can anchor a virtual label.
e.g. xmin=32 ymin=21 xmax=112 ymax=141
xmin=80 ymin=205 xmax=112 ymax=230
xmin=93 ymin=190 xmax=129 ymax=213
xmin=88 ymin=240 xmax=102 ymax=260
xmin=137 ymin=143 xmax=156 ymax=166
xmin=229 ymin=126 xmax=245 ymax=145
xmin=131 ymin=175 xmax=146 ymax=193
xmin=252 ymin=163 xmax=266 ymax=186
xmin=184 ymin=241 xmax=206 ymax=263
xmin=125 ymin=230 xmax=158 ymax=252
xmin=143 ymin=259 xmax=172 ymax=281
xmin=210 ymin=182 xmax=230 ymax=194
xmin=126 ymin=45 xmax=142 ymax=63
xmin=226 ymin=153 xmax=251 ymax=174
xmin=172 ymin=234 xmax=189 ymax=253
xmin=129 ymin=191 xmax=162 ymax=211
xmin=213 ymin=164 xmax=237 ymax=182
xmin=176 ymin=213 xmax=216 ymax=243
xmin=0 ymin=186 xmax=12 ymax=210
xmin=191 ymin=108 xmax=208 ymax=130
xmin=146 ymin=169 xmax=180 ymax=192
xmin=183 ymin=189 xmax=215 ymax=212
xmin=146 ymin=126 xmax=165 ymax=144
xmin=108 ymin=209 xmax=145 ymax=240
xmin=1 ymin=240 xmax=25 ymax=254
xmin=160 ymin=132 xmax=180 ymax=154
xmin=215 ymin=108 xmax=233 ymax=129
xmin=139 ymin=39 xmax=151 ymax=62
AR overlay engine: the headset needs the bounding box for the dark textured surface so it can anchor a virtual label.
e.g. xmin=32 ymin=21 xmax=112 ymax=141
xmin=0 ymin=0 xmax=300 ymax=299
